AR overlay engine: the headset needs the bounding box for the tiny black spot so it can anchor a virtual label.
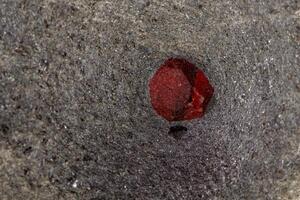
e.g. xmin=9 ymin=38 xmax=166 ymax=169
xmin=70 ymin=5 xmax=77 ymax=12
xmin=24 ymin=168 xmax=30 ymax=175
xmin=168 ymin=125 xmax=187 ymax=140
xmin=61 ymin=51 xmax=67 ymax=57
xmin=187 ymin=94 xmax=193 ymax=104
xmin=46 ymin=116 xmax=52 ymax=123
xmin=41 ymin=138 xmax=48 ymax=145
xmin=269 ymin=8 xmax=278 ymax=14
xmin=66 ymin=176 xmax=75 ymax=183
xmin=151 ymin=17 xmax=158 ymax=22
xmin=36 ymin=114 xmax=43 ymax=120
xmin=1 ymin=124 xmax=9 ymax=134
xmin=80 ymin=145 xmax=87 ymax=150
xmin=83 ymin=154 xmax=93 ymax=161
xmin=126 ymin=131 xmax=133 ymax=139
xmin=23 ymin=146 xmax=33 ymax=155
xmin=145 ymin=1 xmax=150 ymax=7
xmin=44 ymin=19 xmax=49 ymax=28
xmin=51 ymin=155 xmax=57 ymax=161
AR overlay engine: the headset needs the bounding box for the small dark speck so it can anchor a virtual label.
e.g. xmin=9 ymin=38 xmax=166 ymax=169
xmin=44 ymin=19 xmax=49 ymax=28
xmin=145 ymin=1 xmax=150 ymax=7
xmin=36 ymin=114 xmax=43 ymax=120
xmin=1 ymin=124 xmax=9 ymax=134
xmin=23 ymin=146 xmax=33 ymax=155
xmin=23 ymin=168 xmax=30 ymax=175
xmin=83 ymin=154 xmax=93 ymax=162
xmin=42 ymin=138 xmax=48 ymax=145
xmin=151 ymin=17 xmax=158 ymax=22
xmin=61 ymin=51 xmax=67 ymax=57
xmin=168 ymin=125 xmax=187 ymax=140
xmin=66 ymin=176 xmax=76 ymax=183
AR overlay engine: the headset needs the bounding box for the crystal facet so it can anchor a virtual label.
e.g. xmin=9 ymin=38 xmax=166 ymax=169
xmin=149 ymin=58 xmax=214 ymax=121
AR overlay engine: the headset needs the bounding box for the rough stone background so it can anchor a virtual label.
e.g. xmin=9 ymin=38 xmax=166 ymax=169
xmin=0 ymin=0 xmax=299 ymax=199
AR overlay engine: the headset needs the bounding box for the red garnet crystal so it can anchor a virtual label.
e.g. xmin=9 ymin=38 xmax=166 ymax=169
xmin=149 ymin=58 xmax=214 ymax=121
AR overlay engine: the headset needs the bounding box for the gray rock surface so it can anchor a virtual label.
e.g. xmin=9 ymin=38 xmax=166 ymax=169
xmin=0 ymin=0 xmax=299 ymax=199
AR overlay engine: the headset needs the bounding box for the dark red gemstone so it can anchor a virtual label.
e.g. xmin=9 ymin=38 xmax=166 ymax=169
xmin=149 ymin=58 xmax=214 ymax=121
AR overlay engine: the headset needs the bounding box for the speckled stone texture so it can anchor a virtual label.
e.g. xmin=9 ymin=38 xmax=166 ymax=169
xmin=0 ymin=0 xmax=299 ymax=199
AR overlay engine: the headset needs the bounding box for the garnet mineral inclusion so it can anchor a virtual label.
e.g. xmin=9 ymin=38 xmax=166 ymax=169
xmin=149 ymin=58 xmax=214 ymax=121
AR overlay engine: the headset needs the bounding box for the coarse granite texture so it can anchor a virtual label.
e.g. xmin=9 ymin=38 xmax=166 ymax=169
xmin=0 ymin=0 xmax=299 ymax=199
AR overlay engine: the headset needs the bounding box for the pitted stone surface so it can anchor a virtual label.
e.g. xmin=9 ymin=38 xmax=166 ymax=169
xmin=0 ymin=0 xmax=299 ymax=199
